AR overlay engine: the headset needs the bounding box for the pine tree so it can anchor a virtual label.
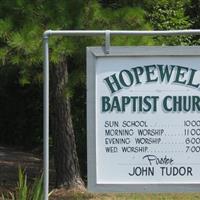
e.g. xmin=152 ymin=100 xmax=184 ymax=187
xmin=145 ymin=0 xmax=191 ymax=45
xmin=0 ymin=0 xmax=153 ymax=190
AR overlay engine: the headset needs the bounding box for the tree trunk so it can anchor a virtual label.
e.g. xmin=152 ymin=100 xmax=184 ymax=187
xmin=50 ymin=59 xmax=85 ymax=190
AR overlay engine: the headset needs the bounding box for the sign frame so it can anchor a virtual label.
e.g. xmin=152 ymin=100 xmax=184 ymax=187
xmin=87 ymin=46 xmax=200 ymax=192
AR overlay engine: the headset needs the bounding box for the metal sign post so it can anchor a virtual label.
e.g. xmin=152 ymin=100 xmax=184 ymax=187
xmin=43 ymin=29 xmax=200 ymax=200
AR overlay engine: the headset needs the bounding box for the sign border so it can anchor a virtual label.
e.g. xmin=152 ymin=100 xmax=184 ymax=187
xmin=87 ymin=46 xmax=200 ymax=192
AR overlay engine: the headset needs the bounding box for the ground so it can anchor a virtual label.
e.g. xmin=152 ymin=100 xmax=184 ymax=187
xmin=0 ymin=146 xmax=55 ymax=194
xmin=1 ymin=146 xmax=200 ymax=200
xmin=50 ymin=189 xmax=200 ymax=200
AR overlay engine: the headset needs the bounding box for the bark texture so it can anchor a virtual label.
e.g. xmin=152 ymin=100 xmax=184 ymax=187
xmin=50 ymin=60 xmax=84 ymax=189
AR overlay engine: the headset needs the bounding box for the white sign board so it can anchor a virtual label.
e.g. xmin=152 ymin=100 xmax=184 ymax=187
xmin=87 ymin=46 xmax=200 ymax=192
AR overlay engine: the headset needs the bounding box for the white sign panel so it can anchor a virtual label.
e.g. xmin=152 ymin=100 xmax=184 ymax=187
xmin=87 ymin=46 xmax=200 ymax=192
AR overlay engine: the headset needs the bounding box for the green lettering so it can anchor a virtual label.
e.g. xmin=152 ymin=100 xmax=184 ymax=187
xmin=192 ymin=96 xmax=200 ymax=111
xmin=119 ymin=70 xmax=134 ymax=87
xmin=132 ymin=66 xmax=144 ymax=84
xmin=111 ymin=96 xmax=121 ymax=112
xmin=183 ymin=96 xmax=191 ymax=112
xmin=104 ymin=73 xmax=122 ymax=94
xmin=143 ymin=96 xmax=152 ymax=112
xmin=187 ymin=69 xmax=200 ymax=88
xmin=152 ymin=96 xmax=159 ymax=112
xmin=163 ymin=96 xmax=172 ymax=112
xmin=121 ymin=96 xmax=131 ymax=112
xmin=158 ymin=65 xmax=174 ymax=83
xmin=174 ymin=65 xmax=188 ymax=85
xmin=131 ymin=96 xmax=138 ymax=112
xmin=102 ymin=96 xmax=111 ymax=112
xmin=144 ymin=65 xmax=158 ymax=83
xmin=173 ymin=96 xmax=182 ymax=112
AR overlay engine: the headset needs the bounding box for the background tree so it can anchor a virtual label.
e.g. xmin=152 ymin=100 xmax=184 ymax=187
xmin=145 ymin=0 xmax=191 ymax=45
xmin=0 ymin=0 xmax=85 ymax=189
xmin=73 ymin=0 xmax=154 ymax=178
xmin=186 ymin=0 xmax=200 ymax=44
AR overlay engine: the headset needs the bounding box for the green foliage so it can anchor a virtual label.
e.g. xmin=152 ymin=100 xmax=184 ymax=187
xmin=30 ymin=174 xmax=44 ymax=200
xmin=99 ymin=0 xmax=146 ymax=9
xmin=1 ymin=167 xmax=45 ymax=200
xmin=18 ymin=168 xmax=28 ymax=199
xmin=0 ymin=0 xmax=153 ymax=100
xmin=68 ymin=0 xmax=154 ymax=177
xmin=0 ymin=18 xmax=12 ymax=39
xmin=80 ymin=1 xmax=153 ymax=46
xmin=146 ymin=0 xmax=192 ymax=45
xmin=186 ymin=0 xmax=200 ymax=44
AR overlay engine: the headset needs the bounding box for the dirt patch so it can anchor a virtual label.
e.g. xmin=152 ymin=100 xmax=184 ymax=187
xmin=50 ymin=188 xmax=94 ymax=200
xmin=0 ymin=146 xmax=55 ymax=193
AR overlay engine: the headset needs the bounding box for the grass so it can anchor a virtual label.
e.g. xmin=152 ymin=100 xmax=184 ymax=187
xmin=50 ymin=189 xmax=200 ymax=200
